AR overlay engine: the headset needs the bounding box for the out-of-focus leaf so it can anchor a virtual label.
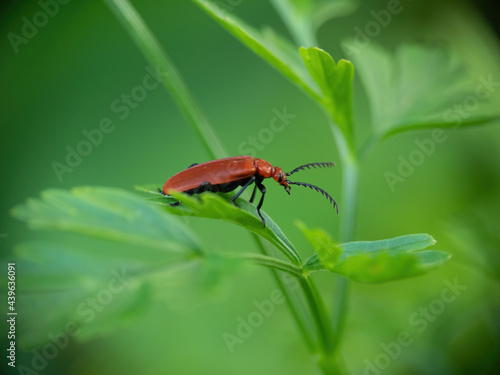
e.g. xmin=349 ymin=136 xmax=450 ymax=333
xmin=269 ymin=0 xmax=358 ymax=47
xmin=148 ymin=253 xmax=246 ymax=312
xmin=445 ymin=204 xmax=500 ymax=281
xmin=136 ymin=187 xmax=302 ymax=265
xmin=299 ymin=223 xmax=450 ymax=283
xmin=12 ymin=186 xmax=201 ymax=254
xmin=11 ymin=187 xmax=214 ymax=347
xmin=15 ymin=241 xmax=240 ymax=347
xmin=300 ymin=47 xmax=354 ymax=140
xmin=191 ymin=0 xmax=320 ymax=100
xmin=312 ymin=0 xmax=358 ymax=27
xmin=350 ymin=43 xmax=500 ymax=139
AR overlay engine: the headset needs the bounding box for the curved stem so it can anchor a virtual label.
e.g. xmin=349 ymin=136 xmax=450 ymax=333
xmin=104 ymin=0 xmax=226 ymax=160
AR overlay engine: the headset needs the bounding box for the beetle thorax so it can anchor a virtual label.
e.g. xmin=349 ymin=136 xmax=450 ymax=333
xmin=254 ymin=158 xmax=274 ymax=178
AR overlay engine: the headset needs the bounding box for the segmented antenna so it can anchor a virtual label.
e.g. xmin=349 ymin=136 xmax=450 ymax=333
xmin=288 ymin=181 xmax=339 ymax=214
xmin=286 ymin=162 xmax=335 ymax=176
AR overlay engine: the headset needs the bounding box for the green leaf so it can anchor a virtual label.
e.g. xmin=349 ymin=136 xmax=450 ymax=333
xmin=269 ymin=0 xmax=357 ymax=47
xmin=269 ymin=0 xmax=317 ymax=47
xmin=136 ymin=187 xmax=302 ymax=265
xmin=300 ymin=47 xmax=354 ymax=139
xmin=11 ymin=187 xmax=213 ymax=347
xmin=299 ymin=223 xmax=450 ymax=283
xmin=15 ymin=241 xmax=242 ymax=347
xmin=270 ymin=0 xmax=358 ymax=47
xmin=312 ymin=0 xmax=359 ymax=27
xmin=191 ymin=0 xmax=320 ymax=100
xmin=295 ymin=221 xmax=342 ymax=269
xmin=350 ymin=43 xmax=500 ymax=139
xmin=12 ymin=186 xmax=201 ymax=254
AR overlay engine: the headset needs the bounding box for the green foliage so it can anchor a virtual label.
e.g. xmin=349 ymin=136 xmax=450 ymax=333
xmin=10 ymin=187 xmax=243 ymax=347
xmin=351 ymin=44 xmax=500 ymax=140
xmin=12 ymin=187 xmax=201 ymax=254
xmin=191 ymin=0 xmax=355 ymax=151
xmin=300 ymin=47 xmax=354 ymax=139
xmin=10 ymin=0 xmax=497 ymax=374
xmin=299 ymin=224 xmax=451 ymax=283
xmin=192 ymin=0 xmax=320 ymax=100
xmin=135 ymin=185 xmax=302 ymax=265
xmin=269 ymin=0 xmax=358 ymax=47
xmin=11 ymin=185 xmax=451 ymax=349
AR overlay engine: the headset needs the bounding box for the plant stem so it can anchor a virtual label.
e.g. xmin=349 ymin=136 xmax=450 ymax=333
xmin=103 ymin=0 xmax=226 ymax=160
xmin=300 ymin=277 xmax=344 ymax=374
xmin=330 ymin=122 xmax=359 ymax=348
xmin=225 ymin=252 xmax=304 ymax=278
xmin=251 ymin=234 xmax=317 ymax=354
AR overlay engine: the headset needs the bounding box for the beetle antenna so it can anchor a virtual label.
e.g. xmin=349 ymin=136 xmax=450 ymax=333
xmin=287 ymin=181 xmax=339 ymax=214
xmin=286 ymin=162 xmax=335 ymax=176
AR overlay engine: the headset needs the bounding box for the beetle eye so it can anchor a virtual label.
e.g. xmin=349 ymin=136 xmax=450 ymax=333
xmin=278 ymin=173 xmax=283 ymax=183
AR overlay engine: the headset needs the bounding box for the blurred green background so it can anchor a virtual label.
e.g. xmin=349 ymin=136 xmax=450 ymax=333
xmin=1 ymin=0 xmax=500 ymax=374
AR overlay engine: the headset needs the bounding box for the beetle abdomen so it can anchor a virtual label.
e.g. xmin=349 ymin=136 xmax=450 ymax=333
xmin=163 ymin=156 xmax=257 ymax=195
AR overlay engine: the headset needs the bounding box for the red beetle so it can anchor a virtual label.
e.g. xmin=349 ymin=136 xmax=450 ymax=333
xmin=163 ymin=156 xmax=338 ymax=226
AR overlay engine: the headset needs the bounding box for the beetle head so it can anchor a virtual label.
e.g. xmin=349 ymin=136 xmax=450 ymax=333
xmin=272 ymin=167 xmax=291 ymax=194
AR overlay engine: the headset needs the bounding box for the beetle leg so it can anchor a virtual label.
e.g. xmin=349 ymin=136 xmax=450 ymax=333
xmin=231 ymin=176 xmax=256 ymax=205
xmin=188 ymin=163 xmax=199 ymax=168
xmin=249 ymin=184 xmax=258 ymax=204
xmin=256 ymin=182 xmax=266 ymax=227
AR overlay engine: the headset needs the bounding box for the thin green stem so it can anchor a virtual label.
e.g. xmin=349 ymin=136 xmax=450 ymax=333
xmin=251 ymin=234 xmax=317 ymax=354
xmin=300 ymin=277 xmax=332 ymax=353
xmin=300 ymin=277 xmax=343 ymax=374
xmin=225 ymin=252 xmax=304 ymax=278
xmin=329 ymin=122 xmax=359 ymax=348
xmin=104 ymin=0 xmax=226 ymax=160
